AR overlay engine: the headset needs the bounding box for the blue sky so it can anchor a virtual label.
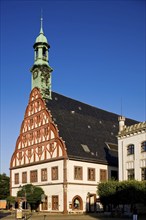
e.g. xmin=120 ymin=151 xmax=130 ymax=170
xmin=1 ymin=0 xmax=146 ymax=176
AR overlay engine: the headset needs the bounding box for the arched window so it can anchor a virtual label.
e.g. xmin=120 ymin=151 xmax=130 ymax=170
xmin=127 ymin=144 xmax=134 ymax=155
xmin=141 ymin=141 xmax=146 ymax=152
xmin=72 ymin=195 xmax=83 ymax=210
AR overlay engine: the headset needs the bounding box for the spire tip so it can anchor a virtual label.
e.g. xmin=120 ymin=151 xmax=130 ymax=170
xmin=40 ymin=9 xmax=43 ymax=34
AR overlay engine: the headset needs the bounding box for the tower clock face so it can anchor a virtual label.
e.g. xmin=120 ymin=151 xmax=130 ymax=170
xmin=33 ymin=70 xmax=38 ymax=79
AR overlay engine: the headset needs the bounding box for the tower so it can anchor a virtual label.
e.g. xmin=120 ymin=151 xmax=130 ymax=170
xmin=31 ymin=17 xmax=53 ymax=99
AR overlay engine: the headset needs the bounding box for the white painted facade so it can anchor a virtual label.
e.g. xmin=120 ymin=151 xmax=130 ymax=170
xmin=118 ymin=116 xmax=146 ymax=181
xmin=11 ymin=158 xmax=117 ymax=212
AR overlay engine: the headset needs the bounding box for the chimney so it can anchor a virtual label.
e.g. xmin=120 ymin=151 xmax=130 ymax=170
xmin=118 ymin=116 xmax=126 ymax=132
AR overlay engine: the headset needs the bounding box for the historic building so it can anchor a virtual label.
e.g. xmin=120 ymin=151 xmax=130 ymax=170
xmin=118 ymin=116 xmax=146 ymax=181
xmin=10 ymin=19 xmax=137 ymax=213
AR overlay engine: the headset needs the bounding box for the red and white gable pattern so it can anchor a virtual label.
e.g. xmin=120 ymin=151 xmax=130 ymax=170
xmin=10 ymin=88 xmax=67 ymax=169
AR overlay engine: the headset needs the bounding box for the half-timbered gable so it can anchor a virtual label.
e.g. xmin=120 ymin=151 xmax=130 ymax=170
xmin=10 ymin=88 xmax=67 ymax=169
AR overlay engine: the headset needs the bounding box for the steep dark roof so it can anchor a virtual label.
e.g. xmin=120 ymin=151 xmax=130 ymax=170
xmin=45 ymin=92 xmax=138 ymax=166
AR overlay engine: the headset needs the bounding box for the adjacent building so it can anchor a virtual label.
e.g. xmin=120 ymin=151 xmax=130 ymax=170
xmin=118 ymin=116 xmax=146 ymax=181
xmin=10 ymin=19 xmax=137 ymax=213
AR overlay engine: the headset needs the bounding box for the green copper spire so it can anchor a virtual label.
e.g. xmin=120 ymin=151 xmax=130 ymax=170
xmin=30 ymin=17 xmax=53 ymax=99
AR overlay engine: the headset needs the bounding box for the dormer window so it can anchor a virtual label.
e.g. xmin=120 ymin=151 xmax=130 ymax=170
xmin=127 ymin=144 xmax=134 ymax=155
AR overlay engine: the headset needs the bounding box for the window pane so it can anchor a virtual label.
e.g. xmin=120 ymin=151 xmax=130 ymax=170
xmin=127 ymin=169 xmax=134 ymax=180
xmin=100 ymin=169 xmax=107 ymax=182
xmin=141 ymin=141 xmax=146 ymax=152
xmin=74 ymin=166 xmax=82 ymax=180
xmin=52 ymin=167 xmax=58 ymax=180
xmin=41 ymin=168 xmax=47 ymax=181
xmin=52 ymin=196 xmax=58 ymax=210
xmin=141 ymin=168 xmax=146 ymax=180
xmin=30 ymin=170 xmax=38 ymax=182
xmin=22 ymin=172 xmax=27 ymax=183
xmin=88 ymin=168 xmax=95 ymax=181
xmin=127 ymin=144 xmax=134 ymax=155
xmin=15 ymin=173 xmax=19 ymax=184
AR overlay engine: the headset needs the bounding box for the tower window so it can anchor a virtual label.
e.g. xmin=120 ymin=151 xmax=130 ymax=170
xmin=43 ymin=47 xmax=46 ymax=57
xmin=36 ymin=49 xmax=38 ymax=58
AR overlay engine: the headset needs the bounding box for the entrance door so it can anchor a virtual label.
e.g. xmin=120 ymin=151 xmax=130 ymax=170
xmin=86 ymin=194 xmax=96 ymax=212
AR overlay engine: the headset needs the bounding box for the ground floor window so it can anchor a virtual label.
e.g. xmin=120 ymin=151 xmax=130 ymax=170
xmin=141 ymin=167 xmax=146 ymax=180
xmin=72 ymin=195 xmax=83 ymax=210
xmin=52 ymin=195 xmax=58 ymax=210
xmin=41 ymin=196 xmax=48 ymax=210
xmin=127 ymin=169 xmax=134 ymax=180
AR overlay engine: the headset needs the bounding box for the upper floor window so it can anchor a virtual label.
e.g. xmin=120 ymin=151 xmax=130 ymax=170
xmin=127 ymin=169 xmax=134 ymax=180
xmin=30 ymin=170 xmax=38 ymax=183
xmin=141 ymin=141 xmax=146 ymax=152
xmin=127 ymin=144 xmax=134 ymax=155
xmin=88 ymin=168 xmax=95 ymax=181
xmin=41 ymin=168 xmax=47 ymax=181
xmin=15 ymin=173 xmax=19 ymax=184
xmin=74 ymin=166 xmax=83 ymax=180
xmin=100 ymin=169 xmax=107 ymax=182
xmin=22 ymin=172 xmax=27 ymax=183
xmin=52 ymin=166 xmax=58 ymax=180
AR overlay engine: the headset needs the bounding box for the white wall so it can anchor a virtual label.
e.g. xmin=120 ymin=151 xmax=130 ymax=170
xmin=118 ymin=132 xmax=146 ymax=181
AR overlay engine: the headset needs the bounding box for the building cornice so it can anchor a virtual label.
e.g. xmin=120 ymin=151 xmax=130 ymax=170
xmin=118 ymin=121 xmax=146 ymax=138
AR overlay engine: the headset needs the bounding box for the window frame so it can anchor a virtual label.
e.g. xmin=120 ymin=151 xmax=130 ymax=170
xmin=51 ymin=166 xmax=58 ymax=180
xmin=127 ymin=144 xmax=134 ymax=155
xmin=30 ymin=170 xmax=38 ymax=183
xmin=141 ymin=167 xmax=146 ymax=180
xmin=88 ymin=168 xmax=95 ymax=181
xmin=100 ymin=169 xmax=107 ymax=182
xmin=22 ymin=171 xmax=27 ymax=184
xmin=41 ymin=168 xmax=47 ymax=182
xmin=52 ymin=195 xmax=59 ymax=210
xmin=14 ymin=173 xmax=19 ymax=185
xmin=74 ymin=166 xmax=83 ymax=180
xmin=127 ymin=169 xmax=135 ymax=180
xmin=141 ymin=141 xmax=146 ymax=152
